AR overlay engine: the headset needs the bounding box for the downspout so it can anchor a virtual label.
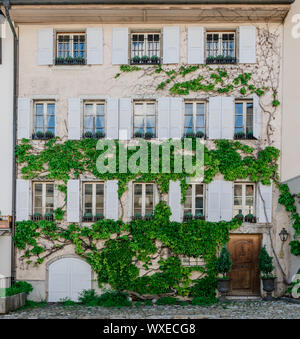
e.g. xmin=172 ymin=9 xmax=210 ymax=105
xmin=2 ymin=0 xmax=18 ymax=284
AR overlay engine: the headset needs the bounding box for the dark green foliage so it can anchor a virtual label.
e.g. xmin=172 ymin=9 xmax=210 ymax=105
xmin=217 ymin=247 xmax=232 ymax=278
xmin=98 ymin=291 xmax=132 ymax=308
xmin=191 ymin=296 xmax=218 ymax=306
xmin=258 ymin=246 xmax=275 ymax=278
xmin=5 ymin=281 xmax=33 ymax=296
xmin=155 ymin=297 xmax=183 ymax=305
xmin=78 ymin=289 xmax=100 ymax=306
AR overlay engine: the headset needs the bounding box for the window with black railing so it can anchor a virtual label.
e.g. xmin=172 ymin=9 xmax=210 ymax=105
xmin=206 ymin=32 xmax=236 ymax=64
xmin=82 ymin=183 xmax=104 ymax=222
xmin=130 ymin=33 xmax=161 ymax=65
xmin=56 ymin=33 xmax=86 ymax=65
xmin=83 ymin=102 xmax=105 ymax=139
xmin=32 ymin=182 xmax=54 ymax=221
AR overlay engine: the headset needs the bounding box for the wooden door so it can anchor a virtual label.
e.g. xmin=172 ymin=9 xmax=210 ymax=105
xmin=228 ymin=234 xmax=262 ymax=295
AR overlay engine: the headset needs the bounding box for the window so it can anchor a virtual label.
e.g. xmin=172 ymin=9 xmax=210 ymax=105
xmin=183 ymin=184 xmax=205 ymax=220
xmin=184 ymin=102 xmax=206 ymax=137
xmin=82 ymin=182 xmax=104 ymax=221
xmin=33 ymin=182 xmax=54 ymax=220
xmin=234 ymin=101 xmax=254 ymax=139
xmin=130 ymin=32 xmax=161 ymax=65
xmin=133 ymin=183 xmax=155 ymax=218
xmin=56 ymin=33 xmax=86 ymax=65
xmin=133 ymin=101 xmax=156 ymax=138
xmin=34 ymin=102 xmax=55 ymax=139
xmin=234 ymin=183 xmax=255 ymax=217
xmin=83 ymin=102 xmax=105 ymax=138
xmin=206 ymin=32 xmax=236 ymax=64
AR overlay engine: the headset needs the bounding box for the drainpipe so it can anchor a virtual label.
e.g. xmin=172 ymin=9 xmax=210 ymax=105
xmin=2 ymin=0 xmax=18 ymax=284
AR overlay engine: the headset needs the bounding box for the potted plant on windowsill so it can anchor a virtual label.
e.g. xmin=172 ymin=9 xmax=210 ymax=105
xmin=246 ymin=131 xmax=255 ymax=140
xmin=206 ymin=56 xmax=215 ymax=64
xmin=144 ymin=131 xmax=154 ymax=140
xmin=44 ymin=212 xmax=53 ymax=221
xmin=234 ymin=213 xmax=244 ymax=222
xmin=234 ymin=132 xmax=245 ymax=140
xmin=132 ymin=213 xmax=143 ymax=221
xmin=95 ymin=213 xmax=104 ymax=221
xmin=132 ymin=55 xmax=141 ymax=64
xmin=150 ymin=55 xmax=160 ymax=64
xmin=84 ymin=131 xmax=94 ymax=139
xmin=45 ymin=130 xmax=54 ymax=140
xmin=217 ymin=246 xmax=232 ymax=302
xmin=258 ymin=246 xmax=276 ymax=300
xmin=134 ymin=131 xmax=143 ymax=138
xmin=245 ymin=213 xmax=256 ymax=223
xmin=95 ymin=131 xmax=105 ymax=139
xmin=185 ymin=132 xmax=195 ymax=138
xmin=141 ymin=55 xmax=150 ymax=64
xmin=32 ymin=212 xmax=42 ymax=221
xmin=83 ymin=212 xmax=93 ymax=222
xmin=35 ymin=131 xmax=45 ymax=140
xmin=195 ymin=131 xmax=205 ymax=139
xmin=183 ymin=212 xmax=193 ymax=222
xmin=144 ymin=213 xmax=153 ymax=221
xmin=194 ymin=212 xmax=205 ymax=220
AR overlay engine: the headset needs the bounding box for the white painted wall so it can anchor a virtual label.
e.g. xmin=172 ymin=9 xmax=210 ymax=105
xmin=0 ymin=18 xmax=13 ymax=277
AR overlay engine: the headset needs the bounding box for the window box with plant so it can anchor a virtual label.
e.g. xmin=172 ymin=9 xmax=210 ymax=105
xmin=55 ymin=56 xmax=86 ymax=65
xmin=82 ymin=212 xmax=93 ymax=222
xmin=244 ymin=213 xmax=256 ymax=223
xmin=44 ymin=212 xmax=54 ymax=221
xmin=258 ymin=246 xmax=276 ymax=300
xmin=32 ymin=212 xmax=42 ymax=222
xmin=206 ymin=55 xmax=236 ymax=65
xmin=216 ymin=246 xmax=232 ymax=301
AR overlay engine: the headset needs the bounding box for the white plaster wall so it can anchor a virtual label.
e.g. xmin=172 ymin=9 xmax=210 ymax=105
xmin=282 ymin=0 xmax=300 ymax=182
xmin=0 ymin=19 xmax=13 ymax=279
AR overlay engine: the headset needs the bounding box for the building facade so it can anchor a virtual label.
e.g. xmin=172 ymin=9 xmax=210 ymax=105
xmin=2 ymin=0 xmax=296 ymax=301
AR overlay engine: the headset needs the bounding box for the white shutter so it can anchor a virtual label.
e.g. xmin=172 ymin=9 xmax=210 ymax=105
xmin=220 ymin=181 xmax=233 ymax=221
xmin=106 ymin=98 xmax=119 ymax=139
xmin=68 ymin=98 xmax=81 ymax=140
xmin=239 ymin=26 xmax=256 ymax=64
xmin=187 ymin=26 xmax=205 ymax=64
xmin=67 ymin=180 xmax=80 ymax=222
xmin=208 ymin=97 xmax=222 ymax=140
xmin=37 ymin=28 xmax=54 ymax=65
xmin=221 ymin=97 xmax=234 ymax=140
xmin=253 ymin=93 xmax=261 ymax=139
xmin=16 ymin=179 xmax=30 ymax=221
xmin=105 ymin=180 xmax=119 ymax=220
xmin=257 ymin=182 xmax=272 ymax=223
xmin=163 ymin=26 xmax=180 ymax=64
xmin=169 ymin=181 xmax=182 ymax=222
xmin=86 ymin=28 xmax=103 ymax=65
xmin=158 ymin=97 xmax=170 ymax=139
xmin=119 ymin=98 xmax=132 ymax=140
xmin=112 ymin=28 xmax=128 ymax=65
xmin=17 ymin=98 xmax=31 ymax=139
xmin=169 ymin=98 xmax=183 ymax=138
xmin=207 ymin=180 xmax=221 ymax=222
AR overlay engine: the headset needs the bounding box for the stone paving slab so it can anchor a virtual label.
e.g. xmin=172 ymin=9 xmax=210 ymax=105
xmin=1 ymin=300 xmax=300 ymax=319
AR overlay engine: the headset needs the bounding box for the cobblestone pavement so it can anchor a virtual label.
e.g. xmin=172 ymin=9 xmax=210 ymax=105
xmin=1 ymin=300 xmax=300 ymax=319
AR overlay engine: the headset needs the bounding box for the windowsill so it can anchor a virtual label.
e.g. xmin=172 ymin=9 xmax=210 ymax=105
xmin=50 ymin=64 xmax=90 ymax=70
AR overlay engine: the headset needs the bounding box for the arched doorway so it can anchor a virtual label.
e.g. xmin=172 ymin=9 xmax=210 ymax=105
xmin=48 ymin=257 xmax=91 ymax=302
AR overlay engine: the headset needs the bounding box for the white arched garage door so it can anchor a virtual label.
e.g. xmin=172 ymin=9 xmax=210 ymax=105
xmin=48 ymin=258 xmax=91 ymax=302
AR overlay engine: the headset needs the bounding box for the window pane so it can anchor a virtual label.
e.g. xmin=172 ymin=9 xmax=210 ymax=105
xmin=184 ymin=115 xmax=193 ymax=128
xmin=84 ymin=116 xmax=94 ymax=132
xmin=84 ymin=184 xmax=93 ymax=214
xmin=235 ymin=115 xmax=243 ymax=128
xmin=134 ymin=104 xmax=144 ymax=116
xmin=146 ymin=104 xmax=155 ymax=115
xmin=134 ymin=116 xmax=144 ymax=129
xmin=184 ymin=196 xmax=192 ymax=210
xmin=96 ymin=184 xmax=104 ymax=214
xmin=145 ymin=116 xmax=155 ymax=128
xmin=45 ymin=184 xmax=54 ymax=212
xmin=196 ymin=103 xmax=204 ymax=115
xmin=234 ymin=184 xmax=242 ymax=197
xmin=36 ymin=104 xmax=44 ymax=115
xmin=246 ymin=103 xmax=253 ymax=134
xmin=195 ymin=197 xmax=203 ymax=209
xmin=85 ymin=104 xmax=93 ymax=115
xmin=96 ymin=104 xmax=105 ymax=116
xmin=96 ymin=116 xmax=105 ymax=128
xmin=185 ymin=103 xmax=193 ymax=115
xmin=196 ymin=184 xmax=203 ymax=195
xmin=235 ymin=103 xmax=243 ymax=115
